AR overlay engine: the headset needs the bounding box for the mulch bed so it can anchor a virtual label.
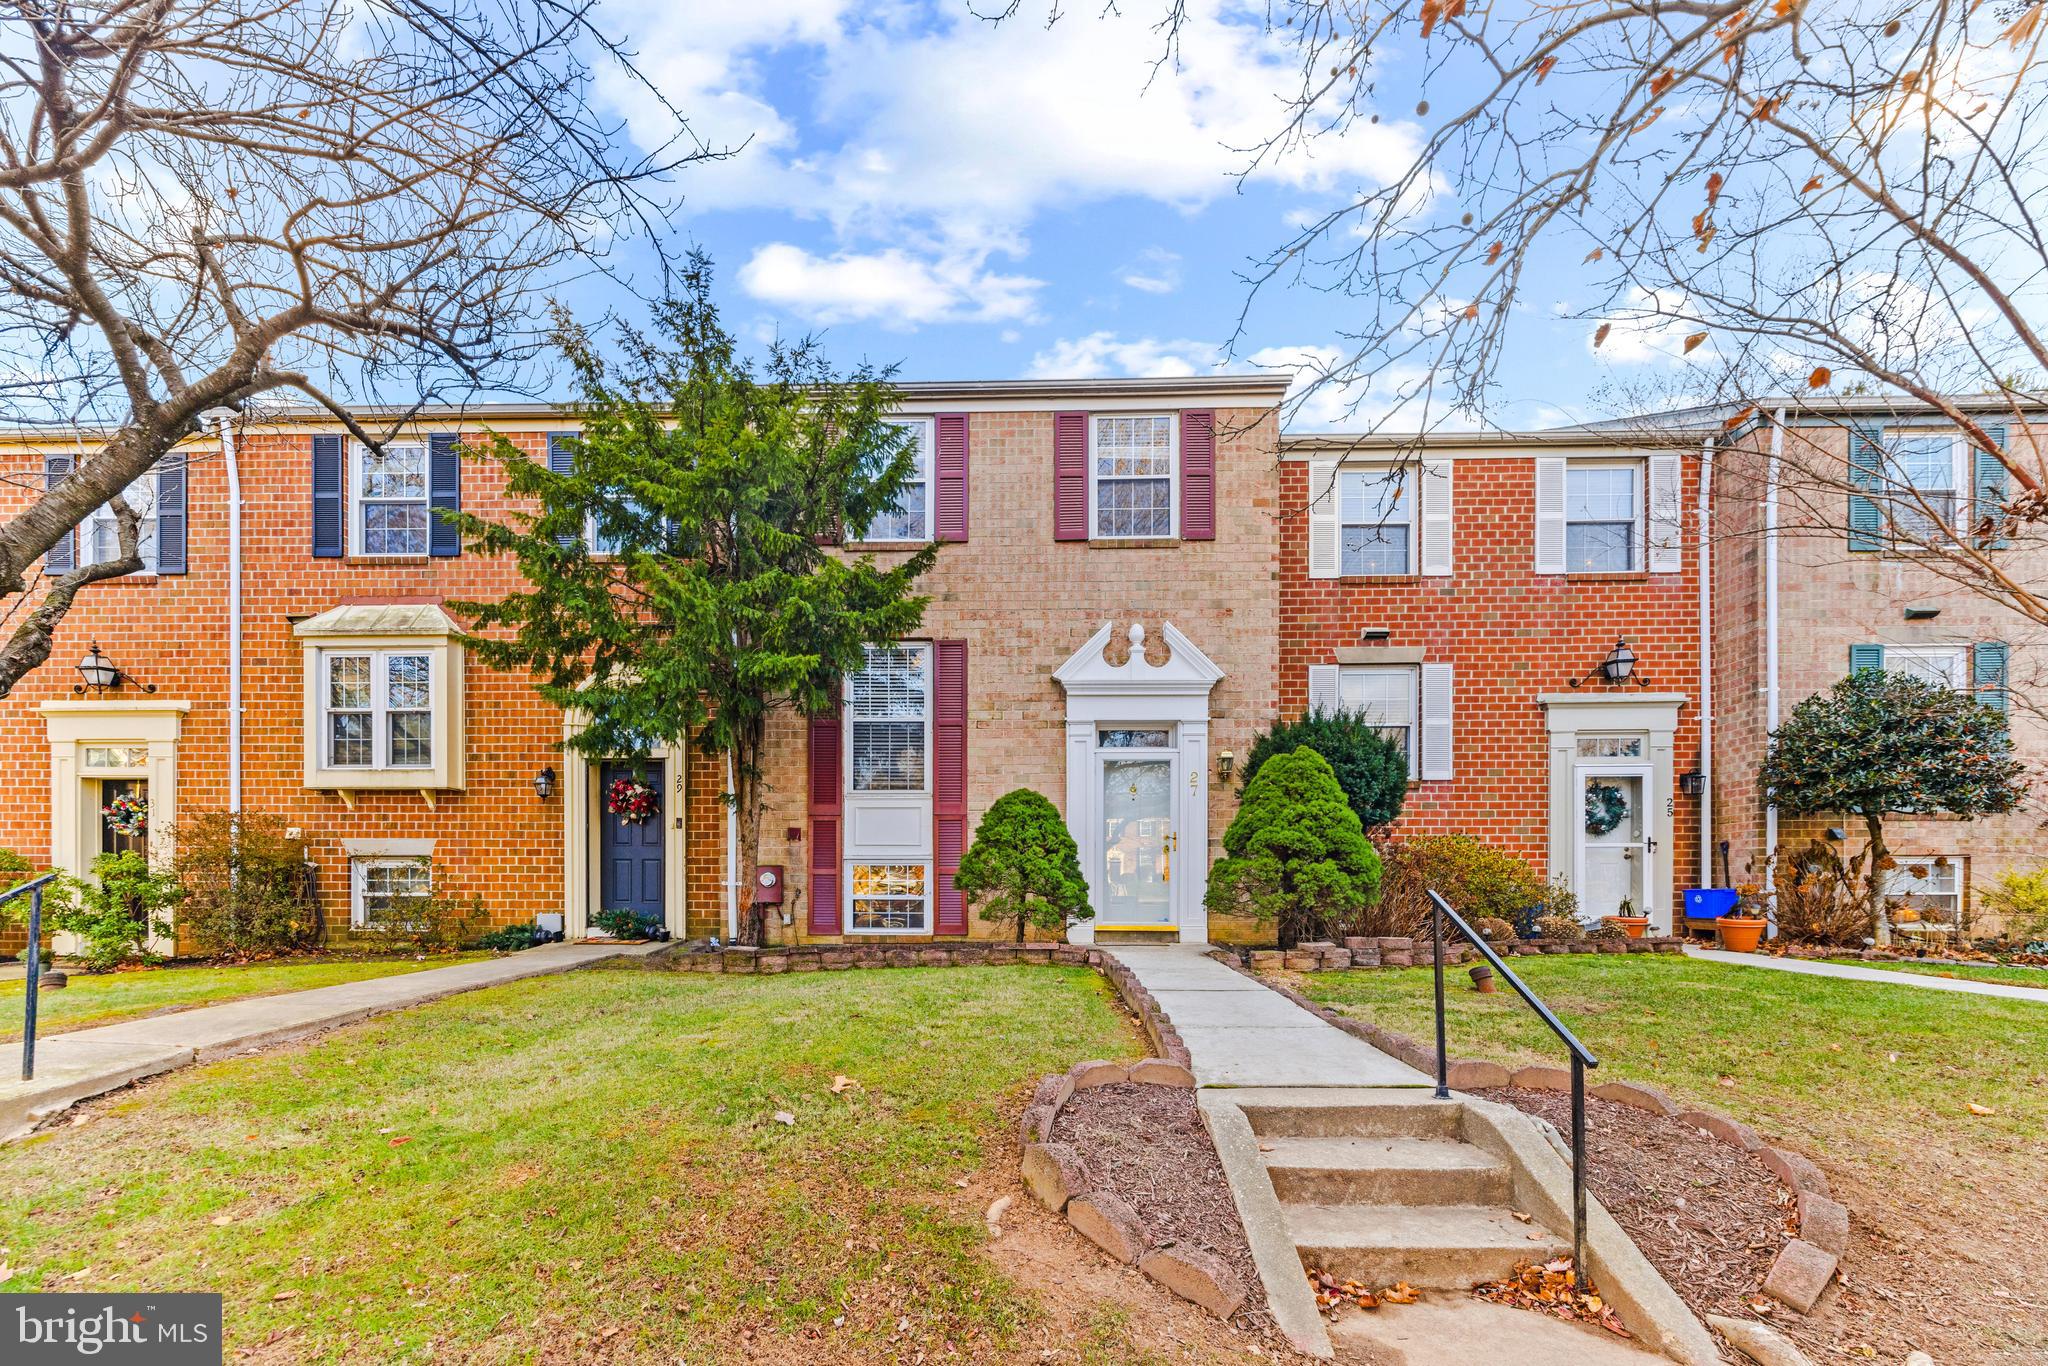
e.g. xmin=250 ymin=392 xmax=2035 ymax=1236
xmin=1049 ymin=1082 xmax=1274 ymax=1333
xmin=1473 ymin=1086 xmax=1794 ymax=1331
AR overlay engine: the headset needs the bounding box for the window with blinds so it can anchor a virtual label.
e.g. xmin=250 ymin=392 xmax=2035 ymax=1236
xmin=848 ymin=643 xmax=930 ymax=792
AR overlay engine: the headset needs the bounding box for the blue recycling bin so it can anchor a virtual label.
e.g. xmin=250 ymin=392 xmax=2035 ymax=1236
xmin=1683 ymin=888 xmax=1739 ymax=921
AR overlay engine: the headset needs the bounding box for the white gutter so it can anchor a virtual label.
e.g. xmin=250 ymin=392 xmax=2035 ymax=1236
xmin=1698 ymin=436 xmax=1715 ymax=892
xmin=202 ymin=408 xmax=244 ymax=815
xmin=1763 ymin=409 xmax=1785 ymax=902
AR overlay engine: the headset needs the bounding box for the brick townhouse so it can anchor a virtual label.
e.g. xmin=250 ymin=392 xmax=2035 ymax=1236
xmin=1708 ymin=397 xmax=2048 ymax=934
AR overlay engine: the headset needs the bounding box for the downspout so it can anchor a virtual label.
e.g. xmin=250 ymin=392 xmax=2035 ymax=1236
xmin=724 ymin=753 xmax=739 ymax=941
xmin=202 ymin=408 xmax=243 ymax=816
xmin=1763 ymin=409 xmax=1785 ymax=917
xmin=1698 ymin=436 xmax=1715 ymax=898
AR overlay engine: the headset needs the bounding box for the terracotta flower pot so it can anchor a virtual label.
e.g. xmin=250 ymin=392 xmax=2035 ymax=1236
xmin=1717 ymin=916 xmax=1767 ymax=953
xmin=1608 ymin=916 xmax=1651 ymax=940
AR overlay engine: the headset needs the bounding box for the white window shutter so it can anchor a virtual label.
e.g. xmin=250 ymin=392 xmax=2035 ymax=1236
xmin=1419 ymin=663 xmax=1454 ymax=781
xmin=1534 ymin=457 xmax=1567 ymax=573
xmin=1306 ymin=460 xmax=1341 ymax=579
xmin=1419 ymin=459 xmax=1453 ymax=576
xmin=1307 ymin=664 xmax=1340 ymax=716
xmin=1647 ymin=453 xmax=1682 ymax=573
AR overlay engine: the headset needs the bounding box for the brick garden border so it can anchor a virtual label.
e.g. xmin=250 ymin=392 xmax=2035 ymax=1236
xmin=1213 ymin=946 xmax=1849 ymax=1316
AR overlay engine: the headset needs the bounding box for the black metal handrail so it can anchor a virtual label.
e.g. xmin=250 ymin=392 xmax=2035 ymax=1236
xmin=1426 ymin=888 xmax=1599 ymax=1279
xmin=10 ymin=872 xmax=64 ymax=1082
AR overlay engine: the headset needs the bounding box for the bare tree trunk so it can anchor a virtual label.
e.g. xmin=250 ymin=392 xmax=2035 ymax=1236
xmin=1864 ymin=813 xmax=1891 ymax=947
xmin=730 ymin=717 xmax=769 ymax=947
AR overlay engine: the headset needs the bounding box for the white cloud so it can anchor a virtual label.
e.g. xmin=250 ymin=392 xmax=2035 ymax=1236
xmin=1027 ymin=332 xmax=1222 ymax=379
xmin=738 ymin=242 xmax=1043 ymax=326
xmin=1119 ymin=247 xmax=1183 ymax=295
xmin=1589 ymin=288 xmax=1710 ymax=366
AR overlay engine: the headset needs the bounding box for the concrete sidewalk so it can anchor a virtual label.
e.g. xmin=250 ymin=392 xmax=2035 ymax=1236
xmin=1686 ymin=945 xmax=2048 ymax=1001
xmin=0 ymin=941 xmax=664 ymax=1142
xmin=1106 ymin=943 xmax=1430 ymax=1088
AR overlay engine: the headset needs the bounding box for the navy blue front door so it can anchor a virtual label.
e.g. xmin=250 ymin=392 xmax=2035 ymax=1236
xmin=599 ymin=761 xmax=665 ymax=932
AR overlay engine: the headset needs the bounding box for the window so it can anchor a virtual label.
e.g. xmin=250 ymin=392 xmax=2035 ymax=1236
xmin=1565 ymin=464 xmax=1640 ymax=572
xmin=849 ymin=862 xmax=929 ymax=931
xmin=1884 ymin=435 xmax=1962 ymax=544
xmin=322 ymin=650 xmax=434 ymax=769
xmin=1098 ymin=727 xmax=1173 ymax=749
xmin=1339 ymin=467 xmax=1414 ymax=575
xmin=1338 ymin=666 xmax=1417 ymax=765
xmin=84 ymin=744 xmax=149 ymax=770
xmin=353 ymin=856 xmax=432 ymax=929
xmin=82 ymin=472 xmax=158 ymax=574
xmin=1576 ymin=736 xmax=1644 ymax=759
xmin=1884 ymin=857 xmax=1961 ymax=927
xmin=1887 ymin=645 xmax=1970 ymax=692
xmin=848 ymin=643 xmax=930 ymax=793
xmin=354 ymin=441 xmax=429 ymax=555
xmin=862 ymin=420 xmax=933 ymax=542
xmin=1092 ymin=414 xmax=1175 ymax=538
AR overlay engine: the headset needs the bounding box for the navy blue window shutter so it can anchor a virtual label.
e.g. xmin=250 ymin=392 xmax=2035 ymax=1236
xmin=155 ymin=451 xmax=188 ymax=574
xmin=312 ymin=435 xmax=344 ymax=557
xmin=1974 ymin=642 xmax=2009 ymax=714
xmin=547 ymin=433 xmax=580 ymax=549
xmin=44 ymin=454 xmax=75 ymax=572
xmin=429 ymin=432 xmax=461 ymax=557
xmin=1975 ymin=424 xmax=2009 ymax=550
xmin=1847 ymin=427 xmax=1883 ymax=552
xmin=1849 ymin=644 xmax=1884 ymax=675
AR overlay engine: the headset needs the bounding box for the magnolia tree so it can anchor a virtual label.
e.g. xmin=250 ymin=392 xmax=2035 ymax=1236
xmin=452 ymin=255 xmax=934 ymax=947
xmin=0 ymin=0 xmax=709 ymax=694
xmin=1761 ymin=669 xmax=2025 ymax=941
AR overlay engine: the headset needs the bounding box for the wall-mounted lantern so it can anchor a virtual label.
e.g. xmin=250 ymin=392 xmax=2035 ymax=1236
xmin=533 ymin=766 xmax=557 ymax=800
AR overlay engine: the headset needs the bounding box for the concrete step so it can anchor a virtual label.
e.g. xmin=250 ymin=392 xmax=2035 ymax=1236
xmin=1240 ymin=1095 xmax=1463 ymax=1141
xmin=1261 ymin=1135 xmax=1512 ymax=1207
xmin=1285 ymin=1203 xmax=1567 ymax=1289
xmin=1328 ymin=1292 xmax=1662 ymax=1364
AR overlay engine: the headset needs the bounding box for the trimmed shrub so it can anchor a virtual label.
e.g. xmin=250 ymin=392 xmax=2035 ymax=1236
xmin=1206 ymin=747 xmax=1382 ymax=948
xmin=172 ymin=811 xmax=317 ymax=959
xmin=954 ymin=788 xmax=1093 ymax=942
xmin=1470 ymin=915 xmax=1515 ymax=944
xmin=1241 ymin=710 xmax=1408 ymax=833
xmin=1375 ymin=834 xmax=1545 ymax=938
xmin=471 ymin=922 xmax=545 ymax=952
xmin=1534 ymin=912 xmax=1585 ymax=942
xmin=47 ymin=853 xmax=184 ymax=971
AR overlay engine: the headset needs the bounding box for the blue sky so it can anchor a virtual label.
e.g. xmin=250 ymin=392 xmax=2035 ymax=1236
xmin=576 ymin=0 xmax=1679 ymax=431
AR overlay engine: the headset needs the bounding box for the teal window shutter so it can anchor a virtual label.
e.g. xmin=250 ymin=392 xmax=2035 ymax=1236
xmin=1974 ymin=424 xmax=2009 ymax=550
xmin=1974 ymin=642 xmax=2008 ymax=713
xmin=1849 ymin=644 xmax=1885 ymax=675
xmin=1847 ymin=426 xmax=1883 ymax=552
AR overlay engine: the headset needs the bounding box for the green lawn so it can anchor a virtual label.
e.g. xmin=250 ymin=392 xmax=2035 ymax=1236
xmin=0 ymin=952 xmax=495 ymax=1041
xmin=1821 ymin=957 xmax=2048 ymax=989
xmin=0 ymin=965 xmax=1143 ymax=1363
xmin=1300 ymin=956 xmax=2048 ymax=1180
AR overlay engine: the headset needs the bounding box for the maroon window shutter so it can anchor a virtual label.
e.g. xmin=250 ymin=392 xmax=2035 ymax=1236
xmin=936 ymin=413 xmax=969 ymax=542
xmin=807 ymin=711 xmax=842 ymax=935
xmin=1053 ymin=412 xmax=1089 ymax=541
xmin=934 ymin=640 xmax=968 ymax=934
xmin=1180 ymin=410 xmax=1215 ymax=540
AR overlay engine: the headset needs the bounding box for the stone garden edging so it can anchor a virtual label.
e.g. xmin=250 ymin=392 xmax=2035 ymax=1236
xmin=1017 ymin=1057 xmax=1247 ymax=1322
xmin=1224 ymin=932 xmax=1688 ymax=975
xmin=1212 ymin=947 xmax=1849 ymax=1319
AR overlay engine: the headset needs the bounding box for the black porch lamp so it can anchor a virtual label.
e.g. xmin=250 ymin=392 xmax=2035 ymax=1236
xmin=1568 ymin=635 xmax=1644 ymax=689
xmin=533 ymin=766 xmax=557 ymax=800
xmin=72 ymin=641 xmax=154 ymax=695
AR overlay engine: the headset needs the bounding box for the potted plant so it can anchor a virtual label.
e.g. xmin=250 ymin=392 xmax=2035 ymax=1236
xmin=1716 ymin=884 xmax=1769 ymax=953
xmin=1605 ymin=895 xmax=1651 ymax=940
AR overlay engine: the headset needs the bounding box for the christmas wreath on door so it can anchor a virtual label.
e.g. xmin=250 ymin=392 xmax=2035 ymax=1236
xmin=1584 ymin=782 xmax=1629 ymax=836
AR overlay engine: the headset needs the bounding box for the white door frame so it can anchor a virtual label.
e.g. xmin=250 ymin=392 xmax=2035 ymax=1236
xmin=1093 ymin=742 xmax=1181 ymax=928
xmin=1054 ymin=622 xmax=1225 ymax=944
xmin=1573 ymin=761 xmax=1652 ymax=923
xmin=561 ymin=725 xmax=686 ymax=941
xmin=1539 ymin=693 xmax=1684 ymax=934
xmin=40 ymin=699 xmax=189 ymax=958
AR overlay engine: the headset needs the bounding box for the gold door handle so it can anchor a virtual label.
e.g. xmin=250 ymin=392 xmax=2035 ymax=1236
xmin=1162 ymin=831 xmax=1174 ymax=882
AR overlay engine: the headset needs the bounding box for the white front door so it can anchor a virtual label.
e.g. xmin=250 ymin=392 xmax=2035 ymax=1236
xmin=1577 ymin=769 xmax=1648 ymax=923
xmin=1099 ymin=751 xmax=1177 ymax=926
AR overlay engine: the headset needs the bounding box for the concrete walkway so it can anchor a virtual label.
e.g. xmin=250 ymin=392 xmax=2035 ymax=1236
xmin=0 ymin=941 xmax=665 ymax=1142
xmin=1106 ymin=943 xmax=1430 ymax=1088
xmin=1686 ymin=945 xmax=2048 ymax=1001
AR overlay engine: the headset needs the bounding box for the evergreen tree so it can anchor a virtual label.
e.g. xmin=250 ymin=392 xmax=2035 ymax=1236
xmin=1240 ymin=709 xmax=1408 ymax=831
xmin=1206 ymin=747 xmax=1383 ymax=948
xmin=953 ymin=789 xmax=1094 ymax=943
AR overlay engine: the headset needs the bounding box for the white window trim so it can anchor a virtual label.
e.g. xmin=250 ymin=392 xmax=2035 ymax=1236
xmin=844 ymin=859 xmax=933 ymax=934
xmin=855 ymin=418 xmax=935 ymax=545
xmin=1563 ymin=459 xmax=1645 ymax=573
xmin=82 ymin=471 xmax=160 ymax=575
xmin=351 ymin=855 xmax=432 ymax=930
xmin=1338 ymin=663 xmax=1420 ymax=779
xmin=1089 ymin=412 xmax=1179 ymax=541
xmin=296 ymin=613 xmax=466 ymax=793
xmin=1338 ymin=465 xmax=1417 ymax=576
xmin=351 ymin=439 xmax=431 ymax=558
xmin=1883 ymin=854 xmax=1962 ymax=929
xmin=1885 ymin=644 xmax=1971 ymax=692
xmin=320 ymin=648 xmax=436 ymax=772
xmin=1883 ymin=433 xmax=1969 ymax=549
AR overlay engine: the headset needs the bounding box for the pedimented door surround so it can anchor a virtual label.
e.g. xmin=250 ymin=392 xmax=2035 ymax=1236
xmin=1055 ymin=622 xmax=1225 ymax=945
